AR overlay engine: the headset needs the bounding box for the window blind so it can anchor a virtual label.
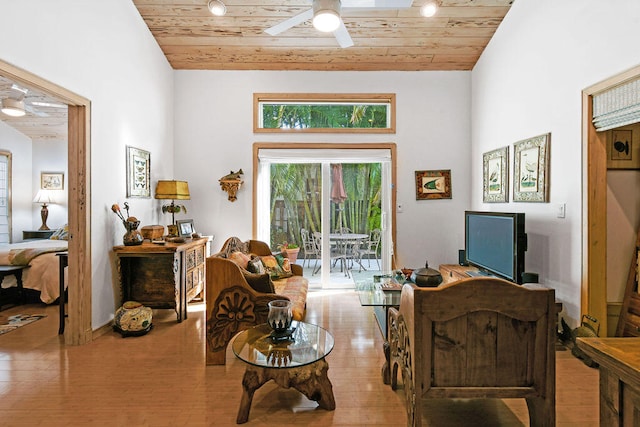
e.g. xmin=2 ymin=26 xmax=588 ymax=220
xmin=592 ymin=77 xmax=640 ymax=131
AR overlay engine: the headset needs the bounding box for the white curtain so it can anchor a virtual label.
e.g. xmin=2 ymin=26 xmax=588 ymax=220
xmin=593 ymin=77 xmax=640 ymax=131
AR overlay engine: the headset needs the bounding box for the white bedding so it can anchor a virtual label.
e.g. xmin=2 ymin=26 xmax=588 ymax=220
xmin=0 ymin=240 xmax=68 ymax=304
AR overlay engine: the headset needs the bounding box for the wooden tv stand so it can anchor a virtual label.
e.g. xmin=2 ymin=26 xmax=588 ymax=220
xmin=439 ymin=264 xmax=480 ymax=284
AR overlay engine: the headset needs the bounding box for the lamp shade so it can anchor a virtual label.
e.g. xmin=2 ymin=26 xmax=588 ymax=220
xmin=313 ymin=0 xmax=341 ymax=33
xmin=155 ymin=180 xmax=190 ymax=200
xmin=33 ymin=189 xmax=57 ymax=204
xmin=1 ymin=98 xmax=26 ymax=117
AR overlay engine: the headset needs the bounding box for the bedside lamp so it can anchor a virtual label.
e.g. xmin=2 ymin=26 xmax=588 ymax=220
xmin=155 ymin=180 xmax=190 ymax=236
xmin=33 ymin=189 xmax=57 ymax=230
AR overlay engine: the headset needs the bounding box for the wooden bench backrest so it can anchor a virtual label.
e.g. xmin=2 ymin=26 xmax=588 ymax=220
xmin=407 ymin=278 xmax=555 ymax=399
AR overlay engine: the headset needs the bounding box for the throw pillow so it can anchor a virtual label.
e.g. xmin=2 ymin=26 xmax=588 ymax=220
xmin=242 ymin=270 xmax=274 ymax=294
xmin=259 ymin=255 xmax=293 ymax=279
xmin=50 ymin=224 xmax=69 ymax=240
xmin=228 ymin=251 xmax=250 ymax=269
xmin=247 ymin=257 xmax=266 ymax=274
xmin=274 ymin=254 xmax=293 ymax=278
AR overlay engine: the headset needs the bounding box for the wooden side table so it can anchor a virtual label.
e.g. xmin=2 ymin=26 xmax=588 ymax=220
xmin=23 ymin=230 xmax=55 ymax=240
xmin=113 ymin=237 xmax=211 ymax=322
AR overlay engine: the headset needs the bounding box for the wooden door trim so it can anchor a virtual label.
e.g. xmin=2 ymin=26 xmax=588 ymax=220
xmin=583 ymin=63 xmax=640 ymax=335
xmin=0 ymin=59 xmax=92 ymax=345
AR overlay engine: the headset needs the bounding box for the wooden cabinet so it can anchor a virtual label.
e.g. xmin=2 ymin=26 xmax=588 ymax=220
xmin=577 ymin=338 xmax=640 ymax=426
xmin=439 ymin=264 xmax=479 ymax=284
xmin=113 ymin=237 xmax=211 ymax=322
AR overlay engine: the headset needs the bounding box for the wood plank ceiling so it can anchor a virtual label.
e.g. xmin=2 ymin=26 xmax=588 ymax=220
xmin=134 ymin=0 xmax=514 ymax=71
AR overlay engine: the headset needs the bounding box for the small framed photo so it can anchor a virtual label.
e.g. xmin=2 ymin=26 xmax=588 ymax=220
xmin=126 ymin=146 xmax=151 ymax=198
xmin=513 ymin=133 xmax=550 ymax=202
xmin=176 ymin=219 xmax=195 ymax=238
xmin=415 ymin=170 xmax=452 ymax=200
xmin=41 ymin=172 xmax=64 ymax=190
xmin=607 ymin=129 xmax=639 ymax=169
xmin=483 ymin=146 xmax=509 ymax=203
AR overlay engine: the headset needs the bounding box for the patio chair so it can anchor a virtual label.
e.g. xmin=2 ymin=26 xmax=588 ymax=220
xmin=313 ymin=231 xmax=350 ymax=277
xmin=358 ymin=229 xmax=381 ymax=270
xmin=300 ymin=228 xmax=319 ymax=269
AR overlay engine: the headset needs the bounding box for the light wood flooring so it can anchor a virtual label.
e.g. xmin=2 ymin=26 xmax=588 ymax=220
xmin=0 ymin=290 xmax=599 ymax=426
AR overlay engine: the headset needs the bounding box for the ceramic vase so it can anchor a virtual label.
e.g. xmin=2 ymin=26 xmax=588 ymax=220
xmin=267 ymin=300 xmax=292 ymax=333
xmin=113 ymin=301 xmax=153 ymax=337
xmin=123 ymin=220 xmax=144 ymax=246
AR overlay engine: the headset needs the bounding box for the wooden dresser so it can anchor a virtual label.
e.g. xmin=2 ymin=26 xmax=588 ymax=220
xmin=439 ymin=264 xmax=479 ymax=284
xmin=113 ymin=237 xmax=211 ymax=322
xmin=577 ymin=338 xmax=640 ymax=426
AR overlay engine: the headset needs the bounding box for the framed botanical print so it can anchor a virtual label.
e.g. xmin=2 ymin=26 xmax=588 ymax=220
xmin=41 ymin=172 xmax=64 ymax=190
xmin=513 ymin=133 xmax=550 ymax=202
xmin=126 ymin=146 xmax=150 ymax=198
xmin=415 ymin=170 xmax=452 ymax=200
xmin=483 ymin=146 xmax=509 ymax=203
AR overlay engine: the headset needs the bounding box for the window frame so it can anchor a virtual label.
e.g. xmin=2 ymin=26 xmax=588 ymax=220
xmin=253 ymin=93 xmax=396 ymax=134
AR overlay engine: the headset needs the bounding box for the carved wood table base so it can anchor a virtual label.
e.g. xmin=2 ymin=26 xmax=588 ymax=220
xmin=237 ymin=358 xmax=335 ymax=424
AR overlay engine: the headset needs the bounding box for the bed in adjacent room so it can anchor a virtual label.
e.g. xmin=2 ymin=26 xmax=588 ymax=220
xmin=0 ymin=238 xmax=68 ymax=304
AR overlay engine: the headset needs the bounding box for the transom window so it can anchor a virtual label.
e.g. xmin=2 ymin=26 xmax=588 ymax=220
xmin=254 ymin=93 xmax=395 ymax=133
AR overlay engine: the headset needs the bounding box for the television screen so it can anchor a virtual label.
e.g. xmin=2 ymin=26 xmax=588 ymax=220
xmin=465 ymin=211 xmax=526 ymax=283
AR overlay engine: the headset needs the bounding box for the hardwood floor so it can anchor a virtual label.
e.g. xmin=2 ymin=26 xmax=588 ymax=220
xmin=0 ymin=290 xmax=599 ymax=426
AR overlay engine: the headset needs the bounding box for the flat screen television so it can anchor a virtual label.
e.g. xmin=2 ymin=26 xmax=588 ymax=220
xmin=464 ymin=211 xmax=527 ymax=284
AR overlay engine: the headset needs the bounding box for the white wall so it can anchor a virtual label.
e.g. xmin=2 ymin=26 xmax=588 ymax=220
xmin=0 ymin=0 xmax=174 ymax=328
xmin=32 ymin=140 xmax=68 ymax=232
xmin=0 ymin=122 xmax=32 ymax=242
xmin=174 ymin=70 xmax=472 ymax=270
xmin=471 ymin=0 xmax=640 ymax=325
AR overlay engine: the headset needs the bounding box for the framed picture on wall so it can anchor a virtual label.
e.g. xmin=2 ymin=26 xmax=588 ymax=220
xmin=513 ymin=133 xmax=550 ymax=202
xmin=126 ymin=146 xmax=150 ymax=198
xmin=415 ymin=170 xmax=452 ymax=200
xmin=41 ymin=172 xmax=64 ymax=190
xmin=483 ymin=146 xmax=509 ymax=203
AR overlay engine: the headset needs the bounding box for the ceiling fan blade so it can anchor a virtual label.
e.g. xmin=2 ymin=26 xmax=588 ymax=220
xmin=342 ymin=0 xmax=413 ymax=9
xmin=265 ymin=9 xmax=314 ymax=36
xmin=334 ymin=21 xmax=354 ymax=48
xmin=24 ymin=105 xmax=49 ymax=118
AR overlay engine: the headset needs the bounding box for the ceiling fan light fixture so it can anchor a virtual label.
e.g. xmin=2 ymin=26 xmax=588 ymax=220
xmin=208 ymin=0 xmax=226 ymax=16
xmin=1 ymin=98 xmax=26 ymax=117
xmin=420 ymin=1 xmax=438 ymax=18
xmin=313 ymin=0 xmax=341 ymax=33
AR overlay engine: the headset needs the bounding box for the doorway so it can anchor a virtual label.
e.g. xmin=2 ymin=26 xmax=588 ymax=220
xmin=253 ymin=143 xmax=397 ymax=288
xmin=583 ymin=64 xmax=640 ymax=336
xmin=0 ymin=59 xmax=91 ymax=345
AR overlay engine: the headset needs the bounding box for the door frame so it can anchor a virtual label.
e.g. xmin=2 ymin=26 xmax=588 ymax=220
xmin=0 ymin=59 xmax=92 ymax=345
xmin=252 ymin=142 xmax=397 ymax=269
xmin=582 ymin=63 xmax=640 ymax=335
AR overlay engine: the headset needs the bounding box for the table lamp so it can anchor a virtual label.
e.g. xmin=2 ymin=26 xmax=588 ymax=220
xmin=33 ymin=189 xmax=56 ymax=230
xmin=155 ymin=180 xmax=190 ymax=236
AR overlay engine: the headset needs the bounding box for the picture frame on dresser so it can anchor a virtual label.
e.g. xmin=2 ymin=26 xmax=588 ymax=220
xmin=176 ymin=219 xmax=195 ymax=238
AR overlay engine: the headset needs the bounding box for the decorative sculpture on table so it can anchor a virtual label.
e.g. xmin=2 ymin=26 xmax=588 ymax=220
xmin=111 ymin=202 xmax=143 ymax=246
xmin=219 ymin=169 xmax=244 ymax=202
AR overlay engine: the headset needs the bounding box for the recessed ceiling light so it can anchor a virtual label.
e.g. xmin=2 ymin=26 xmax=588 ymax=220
xmin=1 ymin=98 xmax=26 ymax=117
xmin=208 ymin=0 xmax=226 ymax=16
xmin=420 ymin=1 xmax=438 ymax=18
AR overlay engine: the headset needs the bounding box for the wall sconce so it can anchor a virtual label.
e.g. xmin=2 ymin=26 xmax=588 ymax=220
xmin=219 ymin=169 xmax=243 ymax=202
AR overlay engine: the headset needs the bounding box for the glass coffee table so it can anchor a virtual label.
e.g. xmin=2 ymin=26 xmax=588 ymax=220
xmin=231 ymin=321 xmax=336 ymax=424
xmin=353 ymin=270 xmax=408 ymax=384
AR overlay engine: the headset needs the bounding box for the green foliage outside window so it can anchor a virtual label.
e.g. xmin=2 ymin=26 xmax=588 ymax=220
xmin=261 ymin=104 xmax=389 ymax=129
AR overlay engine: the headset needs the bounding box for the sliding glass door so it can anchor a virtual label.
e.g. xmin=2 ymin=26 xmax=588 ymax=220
xmin=256 ymin=148 xmax=393 ymax=287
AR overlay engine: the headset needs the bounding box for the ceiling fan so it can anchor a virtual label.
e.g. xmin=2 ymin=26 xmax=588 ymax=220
xmin=1 ymin=84 xmax=66 ymax=118
xmin=264 ymin=0 xmax=414 ymax=48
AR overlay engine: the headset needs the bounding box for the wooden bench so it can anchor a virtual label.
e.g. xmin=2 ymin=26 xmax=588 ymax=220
xmin=0 ymin=265 xmax=28 ymax=309
xmin=388 ymin=277 xmax=556 ymax=427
